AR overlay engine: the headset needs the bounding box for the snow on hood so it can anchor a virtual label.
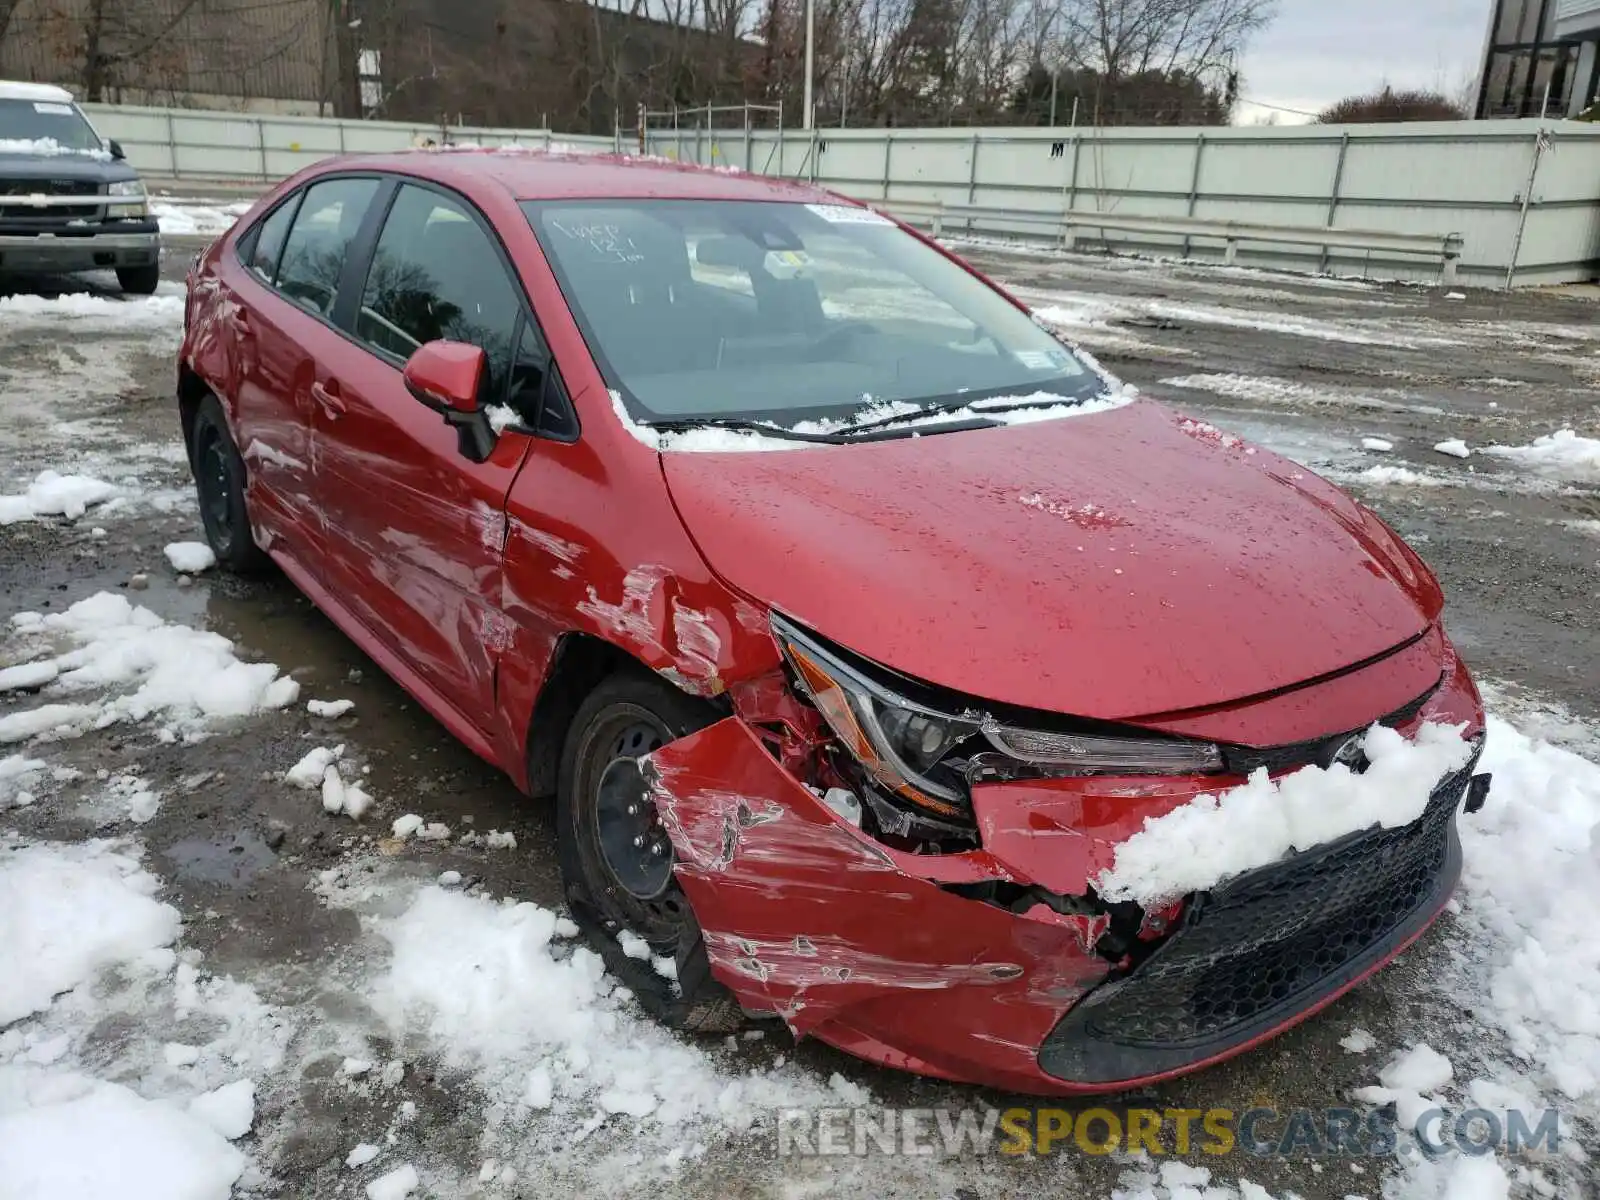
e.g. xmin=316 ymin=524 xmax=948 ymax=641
xmin=1094 ymin=720 xmax=1475 ymax=906
xmin=663 ymin=401 xmax=1442 ymax=719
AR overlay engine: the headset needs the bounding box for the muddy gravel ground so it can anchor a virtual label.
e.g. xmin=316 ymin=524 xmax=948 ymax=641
xmin=2 ymin=235 xmax=1597 ymax=1200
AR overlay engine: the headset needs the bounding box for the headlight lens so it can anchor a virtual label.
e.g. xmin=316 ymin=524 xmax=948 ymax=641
xmin=982 ymin=725 xmax=1222 ymax=774
xmin=772 ymin=614 xmax=1224 ymax=821
xmin=776 ymin=617 xmax=976 ymax=816
xmin=107 ymin=179 xmax=147 ymax=216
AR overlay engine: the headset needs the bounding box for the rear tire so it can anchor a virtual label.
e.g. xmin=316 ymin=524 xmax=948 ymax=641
xmin=116 ymin=264 xmax=160 ymax=295
xmin=189 ymin=394 xmax=270 ymax=574
xmin=556 ymin=669 xmax=746 ymax=1033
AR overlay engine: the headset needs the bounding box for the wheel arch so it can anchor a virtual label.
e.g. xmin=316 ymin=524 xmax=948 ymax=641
xmin=177 ymin=363 xmax=211 ymax=470
xmin=521 ymin=633 xmax=663 ymax=798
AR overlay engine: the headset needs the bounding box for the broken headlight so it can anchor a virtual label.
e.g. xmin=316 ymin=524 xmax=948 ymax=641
xmin=772 ymin=614 xmax=1224 ymax=822
xmin=773 ymin=614 xmax=977 ymax=817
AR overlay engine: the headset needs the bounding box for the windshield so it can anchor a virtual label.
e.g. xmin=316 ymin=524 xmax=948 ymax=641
xmin=523 ymin=198 xmax=1103 ymax=429
xmin=0 ymin=97 xmax=105 ymax=154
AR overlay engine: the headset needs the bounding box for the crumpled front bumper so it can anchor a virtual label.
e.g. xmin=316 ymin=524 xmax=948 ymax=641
xmin=644 ymin=664 xmax=1484 ymax=1095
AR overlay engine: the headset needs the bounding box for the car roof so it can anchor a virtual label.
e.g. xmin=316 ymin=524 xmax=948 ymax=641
xmin=325 ymin=148 xmax=842 ymax=206
xmin=0 ymin=81 xmax=76 ymax=103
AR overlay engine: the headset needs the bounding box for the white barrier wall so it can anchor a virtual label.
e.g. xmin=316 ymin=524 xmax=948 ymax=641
xmin=77 ymin=101 xmax=1600 ymax=288
xmin=650 ymin=121 xmax=1600 ymax=288
xmin=80 ymin=103 xmax=618 ymax=186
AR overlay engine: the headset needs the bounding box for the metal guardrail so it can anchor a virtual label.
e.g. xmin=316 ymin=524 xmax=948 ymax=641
xmin=875 ymin=199 xmax=1466 ymax=285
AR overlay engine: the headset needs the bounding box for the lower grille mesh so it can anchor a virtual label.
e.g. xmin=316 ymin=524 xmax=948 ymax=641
xmin=1039 ymin=763 xmax=1471 ymax=1084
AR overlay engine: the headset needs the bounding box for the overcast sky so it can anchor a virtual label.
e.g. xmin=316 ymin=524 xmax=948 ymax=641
xmin=1235 ymin=0 xmax=1490 ymax=123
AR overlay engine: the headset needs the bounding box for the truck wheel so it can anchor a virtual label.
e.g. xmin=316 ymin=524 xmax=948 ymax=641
xmin=116 ymin=264 xmax=160 ymax=295
xmin=556 ymin=670 xmax=746 ymax=1033
xmin=189 ymin=394 xmax=270 ymax=573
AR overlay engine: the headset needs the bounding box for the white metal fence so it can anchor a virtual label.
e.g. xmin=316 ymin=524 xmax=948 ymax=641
xmin=79 ymin=101 xmax=1600 ymax=289
xmin=80 ymin=103 xmax=618 ymax=187
xmin=646 ymin=121 xmax=1600 ymax=289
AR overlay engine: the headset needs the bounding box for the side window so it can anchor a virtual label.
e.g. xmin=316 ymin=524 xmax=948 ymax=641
xmin=276 ymin=177 xmax=379 ymax=318
xmin=355 ymin=184 xmax=520 ymax=405
xmin=507 ymin=321 xmax=578 ymax=440
xmin=242 ymin=195 xmax=300 ymax=284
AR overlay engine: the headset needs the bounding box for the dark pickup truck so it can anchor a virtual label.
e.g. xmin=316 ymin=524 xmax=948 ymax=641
xmin=0 ymin=81 xmax=161 ymax=293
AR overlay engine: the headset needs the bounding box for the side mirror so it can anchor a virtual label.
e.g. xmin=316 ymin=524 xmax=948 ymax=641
xmin=108 ymin=139 xmax=125 ymax=160
xmin=403 ymin=340 xmax=495 ymax=461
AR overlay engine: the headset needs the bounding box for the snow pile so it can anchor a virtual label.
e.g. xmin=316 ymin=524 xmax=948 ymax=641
xmin=186 ymin=1079 xmax=255 ymax=1140
xmin=1456 ymin=716 xmax=1600 ymax=1100
xmin=0 ymin=753 xmax=45 ymax=808
xmin=150 ymin=200 xmax=250 ymax=237
xmin=0 ymin=471 xmax=118 ymax=524
xmin=1433 ymin=439 xmax=1471 ymax=459
xmin=1362 ymin=437 xmax=1395 ymax=452
xmin=163 ymin=542 xmax=216 ymax=573
xmin=285 ymin=744 xmax=343 ymax=788
xmin=307 ymin=698 xmax=355 ymax=718
xmin=1357 ymin=465 xmax=1448 ymax=487
xmin=369 ymin=884 xmax=832 ymax=1131
xmin=1095 ymin=721 xmax=1474 ymax=905
xmin=0 ymin=838 xmax=179 ymax=1027
xmin=0 ymin=835 xmax=288 ymax=1200
xmin=0 ymin=1080 xmax=247 ymax=1200
xmin=1486 ymin=428 xmax=1600 ymax=483
xmin=320 ymin=766 xmax=373 ymax=820
xmin=1352 ymin=1042 xmax=1455 ymax=1131
xmin=1111 ymin=1161 xmax=1281 ymax=1200
xmin=1 ymin=592 xmax=299 ymax=745
xmin=283 ymin=744 xmax=371 ymax=817
xmin=0 ymin=292 xmax=184 ymax=327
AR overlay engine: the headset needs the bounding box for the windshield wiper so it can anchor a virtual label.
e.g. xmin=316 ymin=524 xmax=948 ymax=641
xmin=834 ymin=388 xmax=1098 ymax=438
xmin=831 ymin=401 xmax=999 ymax=437
xmin=646 ymin=418 xmax=853 ymax=445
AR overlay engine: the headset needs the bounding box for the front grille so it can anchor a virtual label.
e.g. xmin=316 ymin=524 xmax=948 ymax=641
xmin=0 ymin=177 xmax=103 ymax=225
xmin=1038 ymin=759 xmax=1475 ymax=1085
xmin=0 ymin=178 xmax=99 ymax=197
xmin=1222 ymin=680 xmax=1439 ymax=775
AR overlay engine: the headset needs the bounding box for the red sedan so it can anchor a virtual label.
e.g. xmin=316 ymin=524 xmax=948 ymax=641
xmin=178 ymin=150 xmax=1488 ymax=1094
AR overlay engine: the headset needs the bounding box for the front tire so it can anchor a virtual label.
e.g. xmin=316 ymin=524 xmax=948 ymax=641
xmin=189 ymin=394 xmax=270 ymax=573
xmin=556 ymin=670 xmax=745 ymax=1032
xmin=116 ymin=264 xmax=160 ymax=295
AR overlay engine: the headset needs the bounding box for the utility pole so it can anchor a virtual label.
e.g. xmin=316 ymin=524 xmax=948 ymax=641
xmin=802 ymin=0 xmax=815 ymax=130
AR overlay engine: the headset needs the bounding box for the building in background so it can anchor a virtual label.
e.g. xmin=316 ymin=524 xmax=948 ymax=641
xmin=1477 ymin=0 xmax=1600 ymax=118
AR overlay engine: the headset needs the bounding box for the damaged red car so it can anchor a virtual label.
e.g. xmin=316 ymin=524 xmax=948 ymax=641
xmin=178 ymin=150 xmax=1490 ymax=1095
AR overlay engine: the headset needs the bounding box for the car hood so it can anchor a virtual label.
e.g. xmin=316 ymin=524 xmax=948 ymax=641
xmin=662 ymin=401 xmax=1443 ymax=720
xmin=0 ymin=152 xmax=134 ymax=185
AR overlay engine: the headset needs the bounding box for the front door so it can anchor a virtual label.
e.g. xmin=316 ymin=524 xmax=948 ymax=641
xmin=310 ymin=181 xmax=534 ymax=731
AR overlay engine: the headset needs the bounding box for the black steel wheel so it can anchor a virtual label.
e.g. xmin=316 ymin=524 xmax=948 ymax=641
xmin=189 ymin=394 xmax=270 ymax=573
xmin=555 ymin=669 xmax=746 ymax=1032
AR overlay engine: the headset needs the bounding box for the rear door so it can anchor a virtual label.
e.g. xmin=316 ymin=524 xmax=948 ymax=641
xmin=226 ymin=176 xmax=381 ymax=573
xmin=312 ymin=179 xmax=539 ymax=730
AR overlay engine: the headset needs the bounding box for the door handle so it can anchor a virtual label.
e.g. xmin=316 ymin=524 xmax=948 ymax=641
xmin=310 ymin=380 xmax=346 ymax=418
